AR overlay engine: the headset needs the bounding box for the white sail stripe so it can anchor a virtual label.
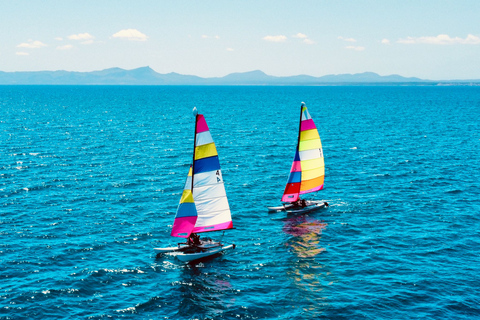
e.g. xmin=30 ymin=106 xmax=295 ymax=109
xmin=183 ymin=175 xmax=192 ymax=190
xmin=193 ymin=184 xmax=227 ymax=201
xmin=196 ymin=181 xmax=225 ymax=188
xmin=299 ymin=149 xmax=322 ymax=161
xmin=194 ymin=209 xmax=232 ymax=228
xmin=195 ymin=196 xmax=230 ymax=211
xmin=195 ymin=195 xmax=228 ymax=203
xmin=195 ymin=131 xmax=214 ymax=146
xmin=195 ymin=208 xmax=231 ymax=216
xmin=195 ymin=196 xmax=230 ymax=214
xmin=193 ymin=170 xmax=223 ymax=187
xmin=301 ymin=108 xmax=312 ymax=121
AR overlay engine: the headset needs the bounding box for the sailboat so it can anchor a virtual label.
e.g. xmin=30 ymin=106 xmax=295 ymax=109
xmin=154 ymin=108 xmax=235 ymax=263
xmin=268 ymin=102 xmax=329 ymax=213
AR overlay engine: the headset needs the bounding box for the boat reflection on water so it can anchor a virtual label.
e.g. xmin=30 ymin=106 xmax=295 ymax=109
xmin=175 ymin=264 xmax=235 ymax=319
xmin=283 ymin=214 xmax=327 ymax=258
xmin=283 ymin=213 xmax=331 ymax=316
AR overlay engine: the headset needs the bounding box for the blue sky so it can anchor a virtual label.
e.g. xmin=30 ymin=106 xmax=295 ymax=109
xmin=1 ymin=0 xmax=479 ymax=79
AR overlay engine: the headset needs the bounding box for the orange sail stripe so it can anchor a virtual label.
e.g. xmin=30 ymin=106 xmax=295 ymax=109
xmin=300 ymin=175 xmax=324 ymax=192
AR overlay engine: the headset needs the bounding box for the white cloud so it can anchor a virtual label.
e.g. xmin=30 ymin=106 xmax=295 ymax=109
xmin=55 ymin=37 xmax=63 ymax=41
xmin=17 ymin=40 xmax=47 ymax=48
xmin=16 ymin=52 xmax=29 ymax=56
xmin=81 ymin=40 xmax=94 ymax=45
xmin=292 ymin=33 xmax=314 ymax=44
xmin=202 ymin=35 xmax=220 ymax=39
xmin=381 ymin=39 xmax=390 ymax=45
xmin=293 ymin=33 xmax=308 ymax=39
xmin=112 ymin=29 xmax=148 ymax=41
xmin=346 ymin=45 xmax=365 ymax=51
xmin=57 ymin=44 xmax=73 ymax=50
xmin=226 ymin=47 xmax=234 ymax=51
xmin=398 ymin=34 xmax=480 ymax=45
xmin=338 ymin=36 xmax=357 ymax=42
xmin=68 ymin=33 xmax=94 ymax=40
xmin=263 ymin=35 xmax=287 ymax=42
xmin=202 ymin=34 xmax=220 ymax=40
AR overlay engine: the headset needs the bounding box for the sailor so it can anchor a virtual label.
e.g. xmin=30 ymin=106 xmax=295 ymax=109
xmin=191 ymin=233 xmax=201 ymax=245
xmin=300 ymin=199 xmax=307 ymax=207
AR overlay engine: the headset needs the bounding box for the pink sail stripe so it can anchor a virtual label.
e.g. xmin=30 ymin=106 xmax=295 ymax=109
xmin=300 ymin=119 xmax=316 ymax=131
xmin=282 ymin=193 xmax=299 ymax=202
xmin=299 ymin=184 xmax=324 ymax=195
xmin=171 ymin=216 xmax=197 ymax=238
xmin=192 ymin=220 xmax=233 ymax=233
xmin=291 ymin=161 xmax=301 ymax=172
xmin=196 ymin=115 xmax=210 ymax=133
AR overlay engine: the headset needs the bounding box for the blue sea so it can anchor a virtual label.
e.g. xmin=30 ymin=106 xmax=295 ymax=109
xmin=1 ymin=85 xmax=479 ymax=319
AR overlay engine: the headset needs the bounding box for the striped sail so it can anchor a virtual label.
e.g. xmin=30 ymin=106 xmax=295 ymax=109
xmin=171 ymin=166 xmax=197 ymax=238
xmin=171 ymin=112 xmax=233 ymax=238
xmin=281 ymin=103 xmax=325 ymax=202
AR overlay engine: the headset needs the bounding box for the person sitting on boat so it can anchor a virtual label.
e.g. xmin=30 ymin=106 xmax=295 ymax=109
xmin=189 ymin=233 xmax=201 ymax=246
xmin=292 ymin=199 xmax=307 ymax=208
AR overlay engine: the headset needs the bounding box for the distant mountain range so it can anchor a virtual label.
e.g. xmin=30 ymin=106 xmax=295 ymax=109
xmin=0 ymin=67 xmax=479 ymax=85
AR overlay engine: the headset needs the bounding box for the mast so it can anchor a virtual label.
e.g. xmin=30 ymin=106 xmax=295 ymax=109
xmin=295 ymin=102 xmax=305 ymax=200
xmin=191 ymin=108 xmax=198 ymax=193
xmin=296 ymin=102 xmax=305 ymax=151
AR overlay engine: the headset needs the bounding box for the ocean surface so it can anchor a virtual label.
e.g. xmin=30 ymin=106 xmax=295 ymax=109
xmin=1 ymin=85 xmax=479 ymax=319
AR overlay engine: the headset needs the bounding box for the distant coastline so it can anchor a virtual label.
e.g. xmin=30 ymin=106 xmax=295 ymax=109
xmin=1 ymin=67 xmax=479 ymax=86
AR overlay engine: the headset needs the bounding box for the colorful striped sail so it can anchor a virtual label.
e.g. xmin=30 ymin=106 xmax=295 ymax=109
xmin=281 ymin=103 xmax=325 ymax=202
xmin=171 ymin=111 xmax=233 ymax=238
xmin=171 ymin=166 xmax=198 ymax=237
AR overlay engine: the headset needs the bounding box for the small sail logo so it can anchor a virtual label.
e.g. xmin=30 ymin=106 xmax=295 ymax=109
xmin=319 ymin=148 xmax=323 ymax=158
xmin=216 ymin=170 xmax=221 ymax=183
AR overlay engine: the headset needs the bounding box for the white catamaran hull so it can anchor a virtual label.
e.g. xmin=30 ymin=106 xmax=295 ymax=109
xmin=267 ymin=200 xmax=328 ymax=213
xmin=175 ymin=244 xmax=235 ymax=263
xmin=154 ymin=244 xmax=190 ymax=254
xmin=154 ymin=241 xmax=223 ymax=254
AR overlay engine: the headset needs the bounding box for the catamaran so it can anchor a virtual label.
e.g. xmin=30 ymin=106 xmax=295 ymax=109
xmin=268 ymin=102 xmax=329 ymax=213
xmin=154 ymin=108 xmax=235 ymax=263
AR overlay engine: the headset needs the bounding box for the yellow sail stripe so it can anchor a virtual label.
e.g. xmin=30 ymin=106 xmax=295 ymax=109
xmin=194 ymin=142 xmax=218 ymax=160
xmin=301 ymin=175 xmax=324 ymax=192
xmin=300 ymin=129 xmax=319 ymax=141
xmin=298 ymin=138 xmax=321 ymax=152
xmin=300 ymin=158 xmax=324 ymax=171
xmin=179 ymin=189 xmax=194 ymax=203
xmin=301 ymin=167 xmax=324 ymax=181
